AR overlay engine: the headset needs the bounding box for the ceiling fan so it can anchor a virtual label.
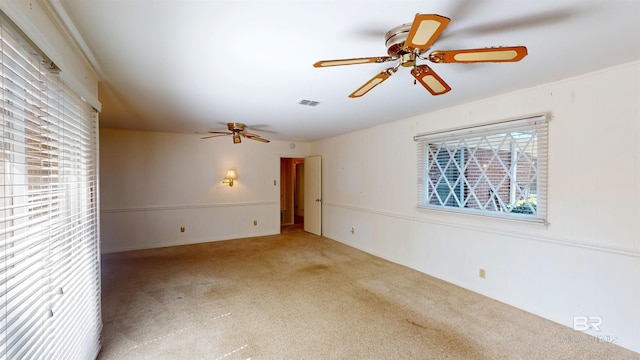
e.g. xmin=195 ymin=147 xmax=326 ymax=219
xmin=202 ymin=123 xmax=270 ymax=144
xmin=314 ymin=13 xmax=527 ymax=98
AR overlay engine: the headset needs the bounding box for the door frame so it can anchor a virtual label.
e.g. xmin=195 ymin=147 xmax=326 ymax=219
xmin=279 ymin=157 xmax=305 ymax=227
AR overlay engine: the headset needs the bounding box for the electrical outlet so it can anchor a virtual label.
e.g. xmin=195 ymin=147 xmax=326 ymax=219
xmin=253 ymin=220 xmax=257 ymax=226
xmin=180 ymin=226 xmax=185 ymax=233
xmin=350 ymin=227 xmax=355 ymax=234
xmin=479 ymin=268 xmax=486 ymax=279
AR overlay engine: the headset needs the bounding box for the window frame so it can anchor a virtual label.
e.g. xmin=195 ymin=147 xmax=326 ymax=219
xmin=415 ymin=114 xmax=548 ymax=223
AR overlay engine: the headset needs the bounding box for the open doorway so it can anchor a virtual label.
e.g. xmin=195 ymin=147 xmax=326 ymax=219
xmin=280 ymin=157 xmax=305 ymax=231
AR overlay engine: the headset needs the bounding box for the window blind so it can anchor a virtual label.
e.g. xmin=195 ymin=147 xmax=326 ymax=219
xmin=415 ymin=114 xmax=548 ymax=223
xmin=1 ymin=12 xmax=101 ymax=360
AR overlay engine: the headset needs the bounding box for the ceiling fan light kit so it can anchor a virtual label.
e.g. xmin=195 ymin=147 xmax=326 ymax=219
xmin=314 ymin=13 xmax=528 ymax=97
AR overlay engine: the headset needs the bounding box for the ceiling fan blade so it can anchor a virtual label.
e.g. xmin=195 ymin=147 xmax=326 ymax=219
xmin=201 ymin=133 xmax=231 ymax=139
xmin=207 ymin=131 xmax=231 ymax=134
xmin=241 ymin=124 xmax=276 ymax=133
xmin=429 ymin=46 xmax=528 ymax=63
xmin=410 ymin=65 xmax=451 ymax=96
xmin=248 ymin=136 xmax=271 ymax=143
xmin=314 ymin=56 xmax=395 ymax=67
xmin=243 ymin=132 xmax=271 ymax=143
xmin=404 ymin=14 xmax=450 ymax=51
xmin=348 ymin=67 xmax=397 ymax=98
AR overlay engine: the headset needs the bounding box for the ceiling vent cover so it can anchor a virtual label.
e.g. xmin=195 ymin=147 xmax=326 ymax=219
xmin=299 ymin=99 xmax=320 ymax=106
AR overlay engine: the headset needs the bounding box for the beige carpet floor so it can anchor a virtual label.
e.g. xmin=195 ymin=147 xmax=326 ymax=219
xmin=98 ymin=228 xmax=638 ymax=359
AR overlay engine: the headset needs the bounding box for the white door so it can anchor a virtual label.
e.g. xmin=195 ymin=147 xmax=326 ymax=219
xmin=304 ymin=155 xmax=322 ymax=235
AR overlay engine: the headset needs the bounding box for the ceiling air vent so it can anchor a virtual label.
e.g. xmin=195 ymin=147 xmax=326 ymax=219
xmin=298 ymin=99 xmax=320 ymax=106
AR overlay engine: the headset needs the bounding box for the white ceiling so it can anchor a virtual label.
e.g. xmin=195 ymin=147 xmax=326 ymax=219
xmin=53 ymin=0 xmax=640 ymax=142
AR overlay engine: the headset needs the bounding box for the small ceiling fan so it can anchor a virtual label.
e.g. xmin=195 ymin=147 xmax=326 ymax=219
xmin=314 ymin=13 xmax=527 ymax=98
xmin=202 ymin=123 xmax=270 ymax=144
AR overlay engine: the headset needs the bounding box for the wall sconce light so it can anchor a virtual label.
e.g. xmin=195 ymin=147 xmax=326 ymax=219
xmin=222 ymin=169 xmax=238 ymax=187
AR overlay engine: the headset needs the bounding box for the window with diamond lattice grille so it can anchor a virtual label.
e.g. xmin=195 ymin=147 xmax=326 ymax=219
xmin=416 ymin=115 xmax=548 ymax=222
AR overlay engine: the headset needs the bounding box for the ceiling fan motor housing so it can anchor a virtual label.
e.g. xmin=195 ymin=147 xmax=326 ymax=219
xmin=385 ymin=23 xmax=418 ymax=67
xmin=228 ymin=122 xmax=246 ymax=131
xmin=385 ymin=23 xmax=413 ymax=56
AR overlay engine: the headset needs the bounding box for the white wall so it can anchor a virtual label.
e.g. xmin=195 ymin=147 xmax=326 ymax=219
xmin=100 ymin=128 xmax=310 ymax=253
xmin=313 ymin=61 xmax=640 ymax=353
